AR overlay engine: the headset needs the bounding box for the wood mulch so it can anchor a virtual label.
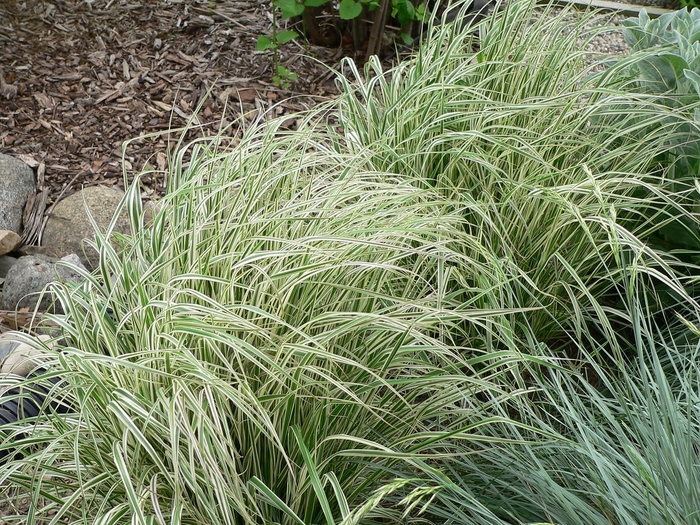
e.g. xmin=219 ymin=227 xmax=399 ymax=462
xmin=0 ymin=0 xmax=346 ymax=211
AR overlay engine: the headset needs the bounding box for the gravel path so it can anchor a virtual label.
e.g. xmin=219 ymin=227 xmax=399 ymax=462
xmin=530 ymin=6 xmax=632 ymax=63
xmin=585 ymin=12 xmax=631 ymax=55
xmin=541 ymin=0 xmax=680 ymax=57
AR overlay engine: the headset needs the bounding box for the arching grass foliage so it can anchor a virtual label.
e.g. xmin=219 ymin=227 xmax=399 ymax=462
xmin=1 ymin=1 xmax=700 ymax=524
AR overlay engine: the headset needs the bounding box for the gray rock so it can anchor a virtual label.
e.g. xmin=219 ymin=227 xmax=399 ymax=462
xmin=0 ymin=339 xmax=19 ymax=364
xmin=0 ymin=154 xmax=35 ymax=233
xmin=2 ymin=254 xmax=87 ymax=313
xmin=42 ymin=186 xmax=129 ymax=269
xmin=0 ymin=255 xmax=17 ymax=278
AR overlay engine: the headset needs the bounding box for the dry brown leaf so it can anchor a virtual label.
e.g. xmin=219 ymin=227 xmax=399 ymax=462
xmin=236 ymin=89 xmax=257 ymax=103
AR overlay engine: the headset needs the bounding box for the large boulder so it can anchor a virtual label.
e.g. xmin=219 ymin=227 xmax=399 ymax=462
xmin=42 ymin=186 xmax=129 ymax=269
xmin=0 ymin=154 xmax=35 ymax=234
xmin=2 ymin=254 xmax=87 ymax=313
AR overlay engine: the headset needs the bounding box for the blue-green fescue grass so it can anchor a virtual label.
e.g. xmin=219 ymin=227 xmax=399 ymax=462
xmin=377 ymin=265 xmax=700 ymax=525
xmin=1 ymin=0 xmax=700 ymax=524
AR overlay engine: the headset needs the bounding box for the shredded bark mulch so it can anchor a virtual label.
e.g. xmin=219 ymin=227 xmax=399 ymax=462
xmin=0 ymin=0 xmax=345 ymax=210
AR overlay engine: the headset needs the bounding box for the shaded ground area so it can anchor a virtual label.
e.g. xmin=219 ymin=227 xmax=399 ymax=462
xmin=0 ymin=0 xmax=343 ymax=206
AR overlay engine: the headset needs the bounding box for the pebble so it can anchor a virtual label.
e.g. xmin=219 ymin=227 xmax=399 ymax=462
xmin=584 ymin=13 xmax=631 ymax=55
xmin=532 ymin=7 xmax=631 ymax=63
xmin=534 ymin=0 xmax=683 ymax=58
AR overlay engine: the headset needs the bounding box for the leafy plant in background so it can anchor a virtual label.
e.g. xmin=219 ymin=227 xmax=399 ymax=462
xmin=257 ymin=0 xmax=429 ymax=86
xmin=613 ymin=8 xmax=700 ymax=260
xmin=256 ymin=2 xmax=300 ymax=88
xmin=621 ymin=8 xmax=700 ymax=102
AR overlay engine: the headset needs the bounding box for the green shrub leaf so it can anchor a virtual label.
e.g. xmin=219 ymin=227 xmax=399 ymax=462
xmin=400 ymin=31 xmax=414 ymax=45
xmin=276 ymin=0 xmax=305 ymax=18
xmin=277 ymin=30 xmax=300 ymax=44
xmin=276 ymin=65 xmax=298 ymax=80
xmin=392 ymin=0 xmax=416 ymax=25
xmin=339 ymin=0 xmax=363 ymax=20
xmin=256 ymin=35 xmax=275 ymax=51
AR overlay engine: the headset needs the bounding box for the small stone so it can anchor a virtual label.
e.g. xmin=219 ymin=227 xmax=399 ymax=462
xmin=0 ymin=333 xmax=53 ymax=377
xmin=2 ymin=254 xmax=86 ymax=313
xmin=0 ymin=340 xmax=18 ymax=364
xmin=60 ymin=253 xmax=87 ymax=271
xmin=153 ymin=38 xmax=163 ymax=50
xmin=0 ymin=230 xmax=21 ymax=256
xmin=0 ymin=154 xmax=35 ymax=234
xmin=42 ymin=186 xmax=130 ymax=269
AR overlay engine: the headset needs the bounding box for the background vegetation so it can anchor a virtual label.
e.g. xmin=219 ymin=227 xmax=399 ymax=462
xmin=1 ymin=1 xmax=700 ymax=523
xmin=257 ymin=0 xmax=434 ymax=85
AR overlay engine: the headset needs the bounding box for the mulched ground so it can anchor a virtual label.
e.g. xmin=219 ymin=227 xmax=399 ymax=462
xmin=0 ymin=0 xmax=348 ymax=210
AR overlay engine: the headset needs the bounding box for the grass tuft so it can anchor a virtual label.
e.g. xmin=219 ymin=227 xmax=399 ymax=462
xmin=1 ymin=1 xmax=700 ymax=524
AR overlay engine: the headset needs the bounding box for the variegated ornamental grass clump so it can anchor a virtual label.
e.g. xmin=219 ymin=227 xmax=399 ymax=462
xmin=1 ymin=1 xmax=700 ymax=524
xmin=336 ymin=0 xmax=700 ymax=350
